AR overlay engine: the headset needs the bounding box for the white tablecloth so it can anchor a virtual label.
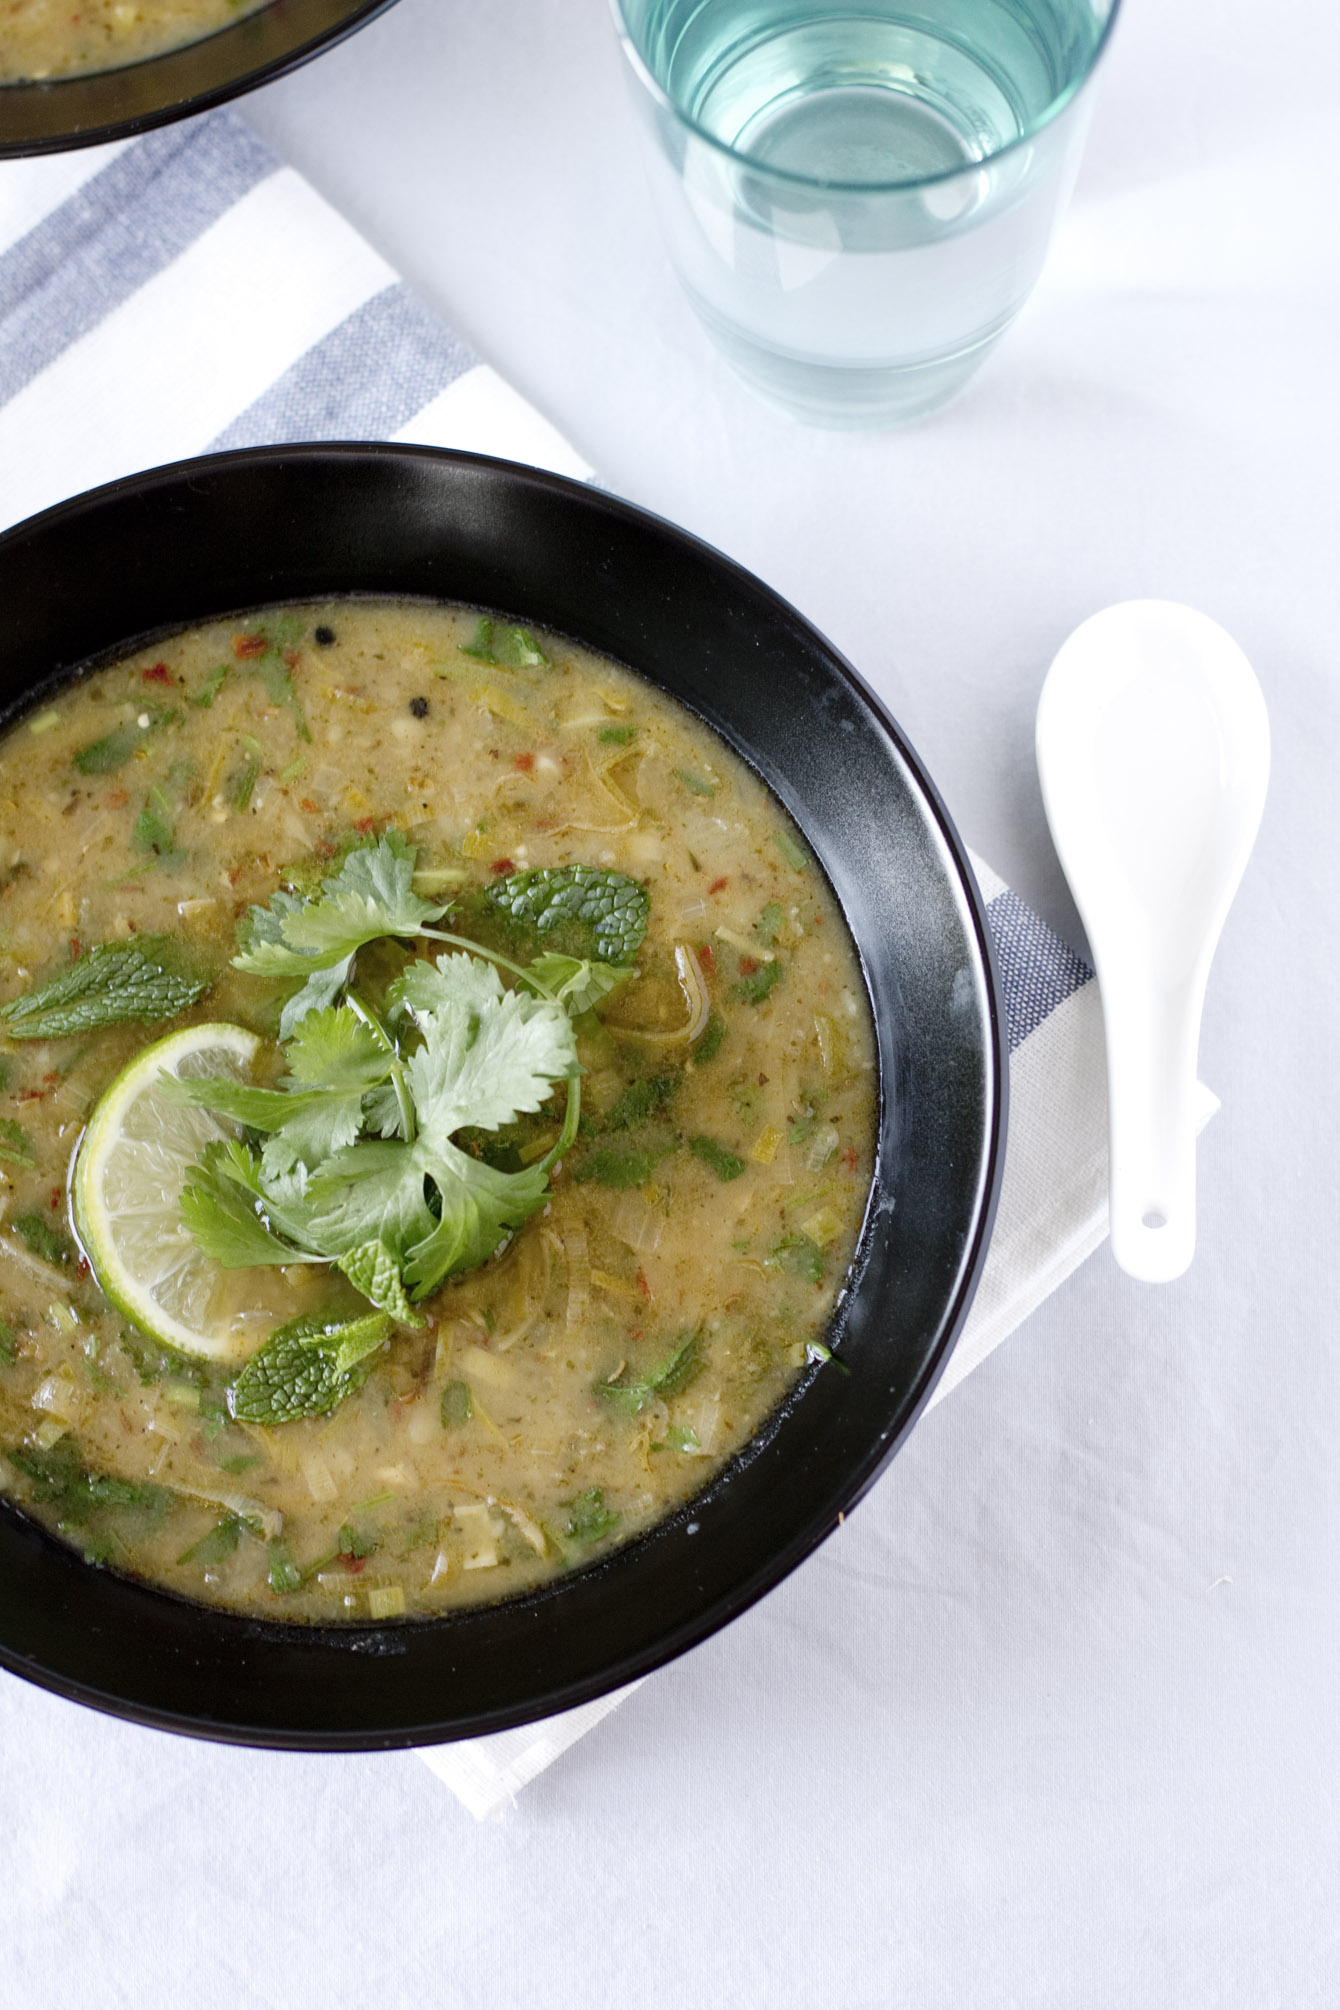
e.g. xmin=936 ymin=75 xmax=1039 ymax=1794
xmin=3 ymin=1 xmax=1337 ymax=2004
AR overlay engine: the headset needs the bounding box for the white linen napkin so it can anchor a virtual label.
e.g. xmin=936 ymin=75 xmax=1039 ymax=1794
xmin=0 ymin=111 xmax=1211 ymax=1818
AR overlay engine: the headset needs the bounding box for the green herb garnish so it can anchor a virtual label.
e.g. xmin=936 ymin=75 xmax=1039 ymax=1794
xmin=440 ymin=1379 xmax=473 ymax=1428
xmin=673 ymin=767 xmax=717 ymax=797
xmin=731 ymin=957 xmax=784 ymax=1006
xmin=459 ymin=617 xmax=550 ymax=670
xmin=229 ymin=1312 xmax=392 ymax=1427
xmin=486 ymin=864 xmax=649 ymax=966
xmin=267 ymin=1538 xmax=302 ymax=1593
xmin=13 ymin=1213 xmax=72 ymax=1267
xmin=178 ymin=1514 xmax=244 ymax=1568
xmin=573 ymin=1143 xmax=674 ymax=1189
xmin=597 ymin=1331 xmax=702 ymax=1415
xmin=695 ymin=1012 xmax=726 ymax=1062
xmin=766 ymin=1232 xmax=826 ymax=1285
xmin=0 ymin=1118 xmax=35 ymax=1168
xmin=597 ymin=724 xmax=637 ymax=745
xmin=0 ymin=937 xmax=207 ymax=1040
xmin=755 ymin=902 xmax=784 ymax=947
xmin=233 ymin=828 xmax=448 ymax=1037
xmin=73 ymin=702 xmax=176 ymax=776
xmin=564 ymin=1487 xmax=621 ymax=1543
xmin=687 ymin=1134 xmax=745 ymax=1182
xmin=5 ymin=1440 xmax=170 ymax=1524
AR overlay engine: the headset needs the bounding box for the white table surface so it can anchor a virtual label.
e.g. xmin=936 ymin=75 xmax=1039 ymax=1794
xmin=5 ymin=2 xmax=1338 ymax=2004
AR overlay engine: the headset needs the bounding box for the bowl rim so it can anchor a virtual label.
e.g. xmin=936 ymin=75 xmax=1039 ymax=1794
xmin=0 ymin=443 xmax=1009 ymax=1747
xmin=0 ymin=0 xmax=400 ymax=159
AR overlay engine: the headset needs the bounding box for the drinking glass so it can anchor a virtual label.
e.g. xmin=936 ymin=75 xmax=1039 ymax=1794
xmin=610 ymin=0 xmax=1122 ymax=426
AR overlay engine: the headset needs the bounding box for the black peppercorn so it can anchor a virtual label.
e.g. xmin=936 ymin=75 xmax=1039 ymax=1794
xmin=409 ymin=696 xmax=429 ymax=719
xmin=314 ymin=625 xmax=336 ymax=647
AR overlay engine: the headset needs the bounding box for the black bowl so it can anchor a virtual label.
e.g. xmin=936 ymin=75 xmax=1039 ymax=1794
xmin=0 ymin=445 xmax=1006 ymax=1748
xmin=0 ymin=0 xmax=399 ymax=159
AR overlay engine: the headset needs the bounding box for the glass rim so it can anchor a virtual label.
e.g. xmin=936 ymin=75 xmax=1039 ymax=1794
xmin=609 ymin=0 xmax=1124 ymax=195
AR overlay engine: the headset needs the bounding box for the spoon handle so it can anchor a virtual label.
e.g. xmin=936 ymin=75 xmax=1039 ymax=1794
xmin=1101 ymin=958 xmax=1204 ymax=1283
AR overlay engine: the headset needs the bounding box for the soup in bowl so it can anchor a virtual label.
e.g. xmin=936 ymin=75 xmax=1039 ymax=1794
xmin=0 ymin=446 xmax=1006 ymax=1746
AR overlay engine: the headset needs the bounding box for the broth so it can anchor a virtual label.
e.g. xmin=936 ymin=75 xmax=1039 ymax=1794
xmin=0 ymin=0 xmax=271 ymax=82
xmin=0 ymin=601 xmax=876 ymax=1621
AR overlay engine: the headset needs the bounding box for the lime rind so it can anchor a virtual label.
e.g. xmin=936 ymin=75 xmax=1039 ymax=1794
xmin=72 ymin=1022 xmax=262 ymax=1362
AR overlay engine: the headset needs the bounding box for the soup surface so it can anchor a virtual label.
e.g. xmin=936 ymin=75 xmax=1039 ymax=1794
xmin=0 ymin=601 xmax=876 ymax=1622
xmin=0 ymin=0 xmax=270 ymax=82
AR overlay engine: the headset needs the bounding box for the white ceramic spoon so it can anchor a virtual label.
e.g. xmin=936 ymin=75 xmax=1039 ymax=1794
xmin=1035 ymin=602 xmax=1270 ymax=1282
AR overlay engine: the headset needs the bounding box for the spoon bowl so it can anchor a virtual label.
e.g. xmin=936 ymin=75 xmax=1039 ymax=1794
xmin=1036 ymin=601 xmax=1269 ymax=1282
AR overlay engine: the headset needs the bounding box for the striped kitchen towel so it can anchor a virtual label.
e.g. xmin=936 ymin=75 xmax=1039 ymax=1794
xmin=0 ymin=108 xmax=1195 ymax=1819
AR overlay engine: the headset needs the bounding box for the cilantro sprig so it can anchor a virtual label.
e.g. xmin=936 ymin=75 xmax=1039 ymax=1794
xmin=170 ymin=835 xmax=606 ymax=1335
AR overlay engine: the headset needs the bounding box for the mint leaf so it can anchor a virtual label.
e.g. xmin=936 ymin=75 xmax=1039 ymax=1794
xmin=230 ymin=1311 xmax=391 ymax=1426
xmin=597 ymin=1331 xmax=702 ymax=1414
xmin=486 ymin=865 xmax=649 ymax=965
xmin=1 ymin=938 xmax=207 ymax=1040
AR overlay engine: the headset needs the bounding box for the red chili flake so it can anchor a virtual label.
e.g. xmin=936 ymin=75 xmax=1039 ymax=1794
xmin=106 ymin=788 xmax=128 ymax=810
xmin=16 ymin=1089 xmax=47 ymax=1104
xmin=68 ymin=936 xmax=81 ymax=962
xmin=42 ymin=1072 xmax=58 ymax=1086
xmin=738 ymin=955 xmax=760 ymax=977
xmin=49 ymin=1187 xmax=63 ymax=1212
xmin=532 ymin=817 xmax=553 ymax=833
xmin=353 ymin=815 xmax=376 ymax=835
xmin=629 ymin=1328 xmax=643 ymax=1342
xmin=342 ymin=1556 xmax=367 ymax=1576
xmin=315 ymin=838 xmax=338 ymax=859
xmin=514 ymin=752 xmax=534 ymax=772
xmin=232 ymin=633 xmax=267 ymax=659
xmin=841 ymin=1145 xmax=858 ymax=1172
xmin=299 ymin=798 xmax=319 ymax=814
xmin=142 ymin=661 xmax=173 ymax=686
xmin=76 ymin=1256 xmax=90 ymax=1278
xmin=636 ymin=1268 xmax=651 ymax=1299
xmin=697 ymin=943 xmax=715 ymax=975
xmin=813 ymin=914 xmax=824 ymax=927
xmin=283 ymin=649 xmax=301 ymax=669
xmin=490 ymin=858 xmax=514 ymax=875
xmin=708 ymin=876 xmax=728 ymax=895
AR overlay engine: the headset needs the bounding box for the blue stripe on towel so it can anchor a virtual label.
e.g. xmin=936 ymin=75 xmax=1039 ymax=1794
xmin=209 ymin=282 xmax=478 ymax=451
xmin=0 ymin=116 xmax=277 ymax=406
xmin=986 ymin=890 xmax=1092 ymax=1051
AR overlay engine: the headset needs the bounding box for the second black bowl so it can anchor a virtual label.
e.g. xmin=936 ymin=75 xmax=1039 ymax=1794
xmin=0 ymin=445 xmax=1006 ymax=1747
xmin=0 ymin=0 xmax=399 ymax=158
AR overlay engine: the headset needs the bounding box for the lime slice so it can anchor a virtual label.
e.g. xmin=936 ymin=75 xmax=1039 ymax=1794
xmin=72 ymin=1021 xmax=262 ymax=1362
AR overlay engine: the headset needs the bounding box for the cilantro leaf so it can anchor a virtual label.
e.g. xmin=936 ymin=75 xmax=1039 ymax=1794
xmin=6 ymin=1440 xmax=171 ymax=1523
xmin=0 ymin=1118 xmax=35 ymax=1168
xmin=230 ymin=1311 xmax=391 ymax=1426
xmin=564 ymin=1488 xmax=620 ymax=1543
xmin=394 ymin=954 xmax=579 ymax=1136
xmin=179 ymin=1140 xmax=317 ymax=1269
xmin=459 ymin=617 xmax=550 ymax=669
xmin=529 ymin=951 xmax=634 ymax=1017
xmin=1 ymin=938 xmax=207 ymax=1040
xmin=234 ymin=834 xmax=447 ymax=1037
xmin=486 ymin=865 xmax=649 ymax=964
